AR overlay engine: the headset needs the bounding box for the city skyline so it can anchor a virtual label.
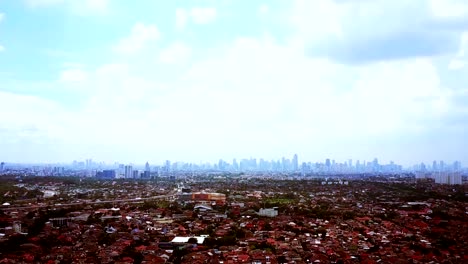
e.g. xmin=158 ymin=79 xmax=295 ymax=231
xmin=1 ymin=1 xmax=468 ymax=164
xmin=0 ymin=154 xmax=464 ymax=171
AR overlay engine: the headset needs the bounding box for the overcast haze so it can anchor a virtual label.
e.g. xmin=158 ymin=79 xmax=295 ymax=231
xmin=1 ymin=0 xmax=468 ymax=166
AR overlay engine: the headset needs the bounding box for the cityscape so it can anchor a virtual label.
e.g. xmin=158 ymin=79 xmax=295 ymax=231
xmin=0 ymin=155 xmax=465 ymax=182
xmin=2 ymin=0 xmax=468 ymax=263
xmin=0 ymin=157 xmax=467 ymax=263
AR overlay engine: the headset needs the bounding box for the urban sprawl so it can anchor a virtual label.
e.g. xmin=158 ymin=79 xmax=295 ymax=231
xmin=0 ymin=156 xmax=467 ymax=263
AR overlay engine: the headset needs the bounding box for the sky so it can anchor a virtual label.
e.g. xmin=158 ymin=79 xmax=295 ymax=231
xmin=1 ymin=0 xmax=468 ymax=166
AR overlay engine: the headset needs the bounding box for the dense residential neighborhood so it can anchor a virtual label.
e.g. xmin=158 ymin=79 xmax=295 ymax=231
xmin=0 ymin=175 xmax=467 ymax=263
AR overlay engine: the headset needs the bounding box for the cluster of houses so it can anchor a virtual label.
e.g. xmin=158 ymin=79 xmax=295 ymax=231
xmin=0 ymin=177 xmax=467 ymax=263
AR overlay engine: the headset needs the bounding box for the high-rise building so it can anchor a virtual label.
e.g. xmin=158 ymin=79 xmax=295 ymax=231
xmin=96 ymin=170 xmax=116 ymax=179
xmin=372 ymin=158 xmax=379 ymax=172
xmin=165 ymin=160 xmax=171 ymax=172
xmin=104 ymin=170 xmax=116 ymax=179
xmin=86 ymin=159 xmax=93 ymax=169
xmin=124 ymin=165 xmax=133 ymax=179
xmin=325 ymin=159 xmax=331 ymax=170
xmin=451 ymin=173 xmax=462 ymax=185
xmin=434 ymin=172 xmax=462 ymax=185
xmin=420 ymin=163 xmax=426 ymax=172
xmin=0 ymin=162 xmax=4 ymax=172
xmin=53 ymin=167 xmax=65 ymax=176
xmin=144 ymin=162 xmax=151 ymax=178
xmin=292 ymin=154 xmax=298 ymax=171
xmin=432 ymin=160 xmax=438 ymax=171
xmin=232 ymin=159 xmax=239 ymax=171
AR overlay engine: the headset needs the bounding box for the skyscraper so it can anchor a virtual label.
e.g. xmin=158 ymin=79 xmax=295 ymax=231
xmin=232 ymin=159 xmax=239 ymax=171
xmin=0 ymin=162 xmax=4 ymax=172
xmin=165 ymin=160 xmax=171 ymax=172
xmin=325 ymin=159 xmax=331 ymax=169
xmin=292 ymin=154 xmax=298 ymax=171
xmin=132 ymin=170 xmax=140 ymax=179
xmin=124 ymin=165 xmax=133 ymax=179
xmin=435 ymin=172 xmax=462 ymax=185
xmin=103 ymin=170 xmax=116 ymax=179
xmin=144 ymin=162 xmax=151 ymax=178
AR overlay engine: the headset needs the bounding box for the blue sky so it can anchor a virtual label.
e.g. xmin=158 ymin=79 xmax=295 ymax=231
xmin=1 ymin=0 xmax=468 ymax=166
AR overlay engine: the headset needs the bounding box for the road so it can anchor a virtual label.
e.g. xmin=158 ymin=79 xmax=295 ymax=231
xmin=0 ymin=194 xmax=175 ymax=211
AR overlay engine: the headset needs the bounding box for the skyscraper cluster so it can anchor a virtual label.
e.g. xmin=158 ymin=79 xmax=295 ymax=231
xmin=434 ymin=172 xmax=462 ymax=185
xmin=415 ymin=160 xmax=462 ymax=172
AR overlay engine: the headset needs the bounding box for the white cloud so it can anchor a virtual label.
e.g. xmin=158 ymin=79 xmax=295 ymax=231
xmin=175 ymin=7 xmax=217 ymax=29
xmin=259 ymin=4 xmax=269 ymax=15
xmin=175 ymin=8 xmax=188 ymax=30
xmin=0 ymin=91 xmax=67 ymax=146
xmin=80 ymin=0 xmax=109 ymax=14
xmin=459 ymin=32 xmax=468 ymax=57
xmin=190 ymin=7 xmax=217 ymax=24
xmin=430 ymin=0 xmax=468 ymax=18
xmin=0 ymin=45 xmax=4 ymax=52
xmin=448 ymin=32 xmax=468 ymax=70
xmin=3 ymin=1 xmax=468 ymax=164
xmin=113 ymin=22 xmax=160 ymax=55
xmin=23 ymin=36 xmax=462 ymax=162
xmin=449 ymin=59 xmax=465 ymax=70
xmin=159 ymin=42 xmax=191 ymax=64
xmin=290 ymin=0 xmax=343 ymax=41
xmin=289 ymin=0 xmax=463 ymax=63
xmin=2 ymin=33 xmax=464 ymax=163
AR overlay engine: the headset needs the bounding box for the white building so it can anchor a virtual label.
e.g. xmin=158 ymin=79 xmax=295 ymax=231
xmin=434 ymin=172 xmax=462 ymax=185
xmin=258 ymin=208 xmax=278 ymax=217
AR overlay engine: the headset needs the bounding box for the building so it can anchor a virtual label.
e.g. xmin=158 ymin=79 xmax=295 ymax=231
xmin=143 ymin=162 xmax=151 ymax=178
xmin=415 ymin=172 xmax=428 ymax=179
xmin=96 ymin=170 xmax=116 ymax=179
xmin=434 ymin=172 xmax=462 ymax=185
xmin=13 ymin=221 xmax=22 ymax=233
xmin=53 ymin=167 xmax=65 ymax=176
xmin=170 ymin=236 xmax=207 ymax=245
xmin=292 ymin=154 xmax=298 ymax=171
xmin=453 ymin=161 xmax=462 ymax=171
xmin=165 ymin=160 xmax=171 ymax=172
xmin=124 ymin=165 xmax=133 ymax=179
xmin=258 ymin=208 xmax=278 ymax=217
xmin=190 ymin=192 xmax=226 ymax=205
xmin=133 ymin=170 xmax=140 ymax=179
xmin=0 ymin=162 xmax=4 ymax=172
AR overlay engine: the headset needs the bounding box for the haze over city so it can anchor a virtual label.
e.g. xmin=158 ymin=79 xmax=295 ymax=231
xmin=1 ymin=0 xmax=468 ymax=165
